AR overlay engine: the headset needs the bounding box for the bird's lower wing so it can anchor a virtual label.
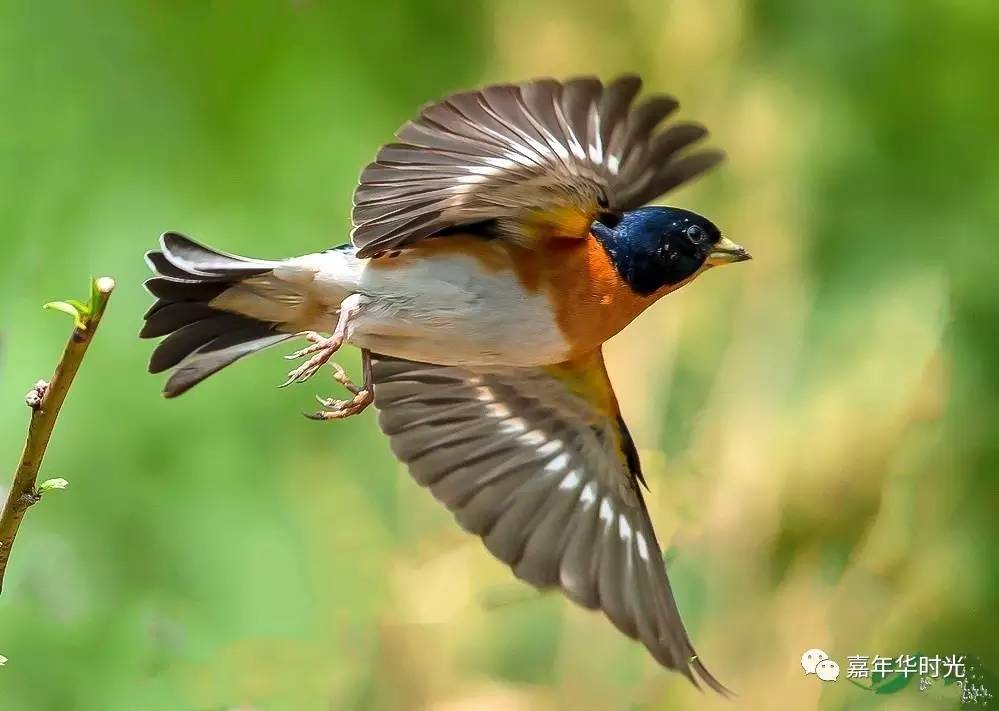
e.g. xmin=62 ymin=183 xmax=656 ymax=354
xmin=369 ymin=350 xmax=727 ymax=693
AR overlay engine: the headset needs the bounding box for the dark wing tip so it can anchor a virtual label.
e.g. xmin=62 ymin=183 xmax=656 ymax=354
xmin=666 ymin=148 xmax=727 ymax=189
xmin=610 ymin=72 xmax=642 ymax=85
xmin=692 ymin=655 xmax=734 ymax=697
xmin=694 ymin=147 xmax=727 ymax=168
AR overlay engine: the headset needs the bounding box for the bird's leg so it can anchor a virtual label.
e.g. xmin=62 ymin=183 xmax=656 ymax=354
xmin=306 ymin=348 xmax=374 ymax=421
xmin=279 ymin=295 xmax=361 ymax=388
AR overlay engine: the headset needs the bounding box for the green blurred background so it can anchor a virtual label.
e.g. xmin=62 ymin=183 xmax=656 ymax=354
xmin=1 ymin=1 xmax=996 ymax=709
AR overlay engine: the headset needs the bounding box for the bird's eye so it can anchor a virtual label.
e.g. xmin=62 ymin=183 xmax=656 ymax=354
xmin=686 ymin=225 xmax=706 ymax=243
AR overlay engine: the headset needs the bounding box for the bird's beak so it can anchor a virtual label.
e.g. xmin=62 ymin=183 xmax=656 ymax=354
xmin=707 ymin=236 xmax=752 ymax=266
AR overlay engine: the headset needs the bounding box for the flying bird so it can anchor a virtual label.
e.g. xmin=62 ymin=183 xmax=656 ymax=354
xmin=141 ymin=75 xmax=749 ymax=693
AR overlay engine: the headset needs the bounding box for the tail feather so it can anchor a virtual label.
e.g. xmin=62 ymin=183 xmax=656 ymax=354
xmin=148 ymin=314 xmax=270 ymax=374
xmin=141 ymin=302 xmax=219 ymax=338
xmin=163 ymin=333 xmax=291 ymax=398
xmin=160 ymin=231 xmax=278 ymax=275
xmin=144 ymin=276 xmax=228 ymax=302
xmin=144 ymin=251 xmax=213 ymax=281
xmin=141 ymin=232 xmax=295 ymax=397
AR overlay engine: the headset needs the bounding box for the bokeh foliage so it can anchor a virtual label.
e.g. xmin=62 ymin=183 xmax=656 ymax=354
xmin=1 ymin=1 xmax=996 ymax=709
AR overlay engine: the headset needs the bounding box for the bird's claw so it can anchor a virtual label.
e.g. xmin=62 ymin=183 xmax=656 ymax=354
xmin=282 ymin=331 xmax=331 ymax=360
xmin=330 ymin=362 xmax=361 ymax=394
xmin=306 ymin=388 xmax=374 ymax=421
xmin=278 ymin=333 xmax=342 ymax=388
xmin=279 ymin=331 xmax=371 ymax=419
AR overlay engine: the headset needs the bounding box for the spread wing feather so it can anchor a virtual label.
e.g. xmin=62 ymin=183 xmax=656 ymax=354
xmin=352 ymin=75 xmax=723 ymax=257
xmin=370 ymin=353 xmax=728 ymax=693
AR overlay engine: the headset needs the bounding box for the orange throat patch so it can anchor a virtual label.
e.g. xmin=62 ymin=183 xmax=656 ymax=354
xmin=535 ymin=235 xmax=666 ymax=358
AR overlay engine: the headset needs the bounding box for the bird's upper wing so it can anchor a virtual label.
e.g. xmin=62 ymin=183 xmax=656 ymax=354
xmin=370 ymin=350 xmax=727 ymax=692
xmin=351 ymin=75 xmax=723 ymax=258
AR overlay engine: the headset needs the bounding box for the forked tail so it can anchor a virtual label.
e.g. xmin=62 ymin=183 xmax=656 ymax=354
xmin=141 ymin=233 xmax=297 ymax=397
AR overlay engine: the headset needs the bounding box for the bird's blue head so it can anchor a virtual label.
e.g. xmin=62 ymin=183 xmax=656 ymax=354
xmin=591 ymin=206 xmax=750 ymax=296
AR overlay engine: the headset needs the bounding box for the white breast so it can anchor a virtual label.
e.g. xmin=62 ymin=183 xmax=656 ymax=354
xmin=297 ymin=247 xmax=571 ymax=367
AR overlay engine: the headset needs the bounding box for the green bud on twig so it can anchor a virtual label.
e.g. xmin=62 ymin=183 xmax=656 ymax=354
xmin=38 ymin=478 xmax=69 ymax=494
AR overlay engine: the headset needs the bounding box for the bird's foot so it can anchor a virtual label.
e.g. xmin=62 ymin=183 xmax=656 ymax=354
xmin=303 ymin=361 xmax=373 ymax=421
xmin=329 ymin=361 xmax=363 ymax=394
xmin=279 ymin=332 xmax=343 ymax=387
xmin=306 ymin=388 xmax=374 ymax=421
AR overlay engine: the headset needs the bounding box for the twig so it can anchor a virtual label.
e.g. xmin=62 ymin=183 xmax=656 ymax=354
xmin=0 ymin=276 xmax=115 ymax=593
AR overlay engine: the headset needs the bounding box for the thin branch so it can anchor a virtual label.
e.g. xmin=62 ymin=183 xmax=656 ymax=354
xmin=0 ymin=276 xmax=115 ymax=593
